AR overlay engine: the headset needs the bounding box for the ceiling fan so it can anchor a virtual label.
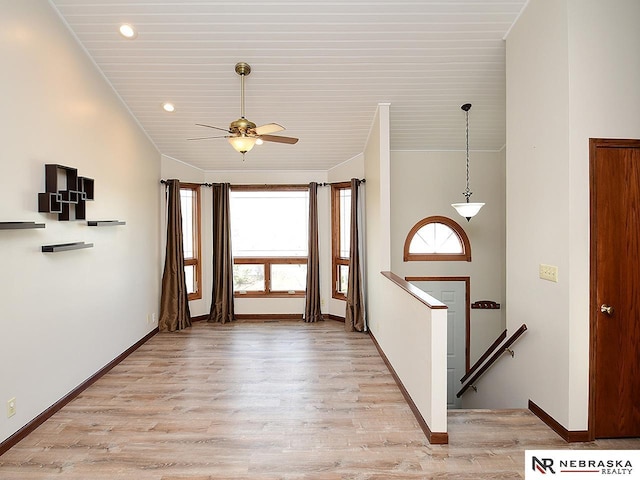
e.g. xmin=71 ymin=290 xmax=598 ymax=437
xmin=189 ymin=62 xmax=298 ymax=157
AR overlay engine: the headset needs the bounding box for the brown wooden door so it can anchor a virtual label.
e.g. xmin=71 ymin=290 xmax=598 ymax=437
xmin=590 ymin=138 xmax=640 ymax=438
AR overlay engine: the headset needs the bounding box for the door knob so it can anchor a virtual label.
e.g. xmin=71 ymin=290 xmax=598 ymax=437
xmin=600 ymin=304 xmax=614 ymax=315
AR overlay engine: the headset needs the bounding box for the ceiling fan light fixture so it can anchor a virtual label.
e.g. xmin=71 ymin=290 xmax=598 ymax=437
xmin=190 ymin=62 xmax=298 ymax=156
xmin=228 ymin=135 xmax=257 ymax=154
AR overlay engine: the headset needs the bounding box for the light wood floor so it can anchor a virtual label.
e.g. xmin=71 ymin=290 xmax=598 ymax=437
xmin=1 ymin=320 xmax=638 ymax=479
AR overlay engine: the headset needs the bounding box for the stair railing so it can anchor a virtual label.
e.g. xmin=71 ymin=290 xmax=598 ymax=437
xmin=456 ymin=324 xmax=527 ymax=398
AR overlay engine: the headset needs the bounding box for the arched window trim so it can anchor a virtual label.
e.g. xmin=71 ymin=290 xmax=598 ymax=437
xmin=403 ymin=215 xmax=471 ymax=262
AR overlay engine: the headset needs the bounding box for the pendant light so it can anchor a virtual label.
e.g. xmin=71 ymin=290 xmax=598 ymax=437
xmin=452 ymin=103 xmax=484 ymax=221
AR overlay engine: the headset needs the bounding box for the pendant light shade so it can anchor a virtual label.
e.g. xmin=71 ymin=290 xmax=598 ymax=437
xmin=452 ymin=201 xmax=484 ymax=220
xmin=452 ymin=103 xmax=484 ymax=221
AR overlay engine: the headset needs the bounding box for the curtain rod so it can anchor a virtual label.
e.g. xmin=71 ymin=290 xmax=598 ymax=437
xmin=160 ymin=179 xmax=365 ymax=187
xmin=160 ymin=180 xmax=213 ymax=187
xmin=319 ymin=179 xmax=366 ymax=186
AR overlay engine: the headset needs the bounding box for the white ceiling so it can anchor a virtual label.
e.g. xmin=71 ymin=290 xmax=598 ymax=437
xmin=50 ymin=0 xmax=526 ymax=171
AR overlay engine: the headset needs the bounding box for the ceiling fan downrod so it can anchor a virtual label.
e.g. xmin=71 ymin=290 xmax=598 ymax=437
xmin=235 ymin=62 xmax=251 ymax=119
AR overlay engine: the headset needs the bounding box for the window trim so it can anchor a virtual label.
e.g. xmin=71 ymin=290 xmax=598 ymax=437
xmin=331 ymin=182 xmax=351 ymax=300
xmin=180 ymin=183 xmax=202 ymax=300
xmin=403 ymin=215 xmax=471 ymax=262
xmin=233 ymin=257 xmax=306 ymax=298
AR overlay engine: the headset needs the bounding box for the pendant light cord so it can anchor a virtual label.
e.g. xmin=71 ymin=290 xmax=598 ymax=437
xmin=464 ymin=108 xmax=471 ymax=200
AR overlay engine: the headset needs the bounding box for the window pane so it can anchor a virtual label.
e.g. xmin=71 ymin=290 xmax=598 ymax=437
xmin=271 ymin=264 xmax=307 ymax=291
xmin=184 ymin=265 xmax=195 ymax=294
xmin=338 ymin=265 xmax=349 ymax=294
xmin=233 ymin=264 xmax=265 ymax=291
xmin=180 ymin=188 xmax=195 ymax=258
xmin=230 ymin=190 xmax=308 ymax=257
xmin=339 ymin=189 xmax=351 ymax=258
xmin=409 ymin=223 xmax=463 ymax=254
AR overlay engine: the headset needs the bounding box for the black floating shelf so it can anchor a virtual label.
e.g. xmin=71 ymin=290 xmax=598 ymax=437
xmin=42 ymin=242 xmax=93 ymax=253
xmin=87 ymin=220 xmax=126 ymax=226
xmin=0 ymin=221 xmax=46 ymax=230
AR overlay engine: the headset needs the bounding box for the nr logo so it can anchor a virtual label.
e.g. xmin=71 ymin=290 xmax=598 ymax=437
xmin=532 ymin=456 xmax=556 ymax=474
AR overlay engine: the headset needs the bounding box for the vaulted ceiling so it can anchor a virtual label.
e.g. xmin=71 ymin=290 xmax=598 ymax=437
xmin=50 ymin=0 xmax=526 ymax=171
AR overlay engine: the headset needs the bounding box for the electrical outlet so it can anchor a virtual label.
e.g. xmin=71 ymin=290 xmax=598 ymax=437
xmin=539 ymin=264 xmax=559 ymax=282
xmin=152 ymin=313 xmax=157 ymax=324
xmin=7 ymin=397 xmax=16 ymax=418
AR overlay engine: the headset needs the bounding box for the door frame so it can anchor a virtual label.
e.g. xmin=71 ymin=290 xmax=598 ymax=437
xmin=588 ymin=137 xmax=640 ymax=440
xmin=405 ymin=276 xmax=471 ymax=372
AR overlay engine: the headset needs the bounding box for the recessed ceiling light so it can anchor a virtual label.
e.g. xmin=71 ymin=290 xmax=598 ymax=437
xmin=162 ymin=102 xmax=175 ymax=113
xmin=119 ymin=24 xmax=137 ymax=39
xmin=255 ymin=138 xmax=264 ymax=145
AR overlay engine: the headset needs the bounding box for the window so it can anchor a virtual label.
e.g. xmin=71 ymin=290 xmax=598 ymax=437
xmin=331 ymin=183 xmax=351 ymax=299
xmin=180 ymin=183 xmax=202 ymax=300
xmin=230 ymin=187 xmax=308 ymax=297
xmin=403 ymin=215 xmax=471 ymax=262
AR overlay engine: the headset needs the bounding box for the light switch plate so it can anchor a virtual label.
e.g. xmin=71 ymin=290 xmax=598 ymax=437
xmin=7 ymin=397 xmax=16 ymax=418
xmin=539 ymin=264 xmax=559 ymax=282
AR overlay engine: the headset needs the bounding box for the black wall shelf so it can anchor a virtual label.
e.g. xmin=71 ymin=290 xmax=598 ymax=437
xmin=41 ymin=242 xmax=93 ymax=253
xmin=471 ymin=300 xmax=501 ymax=310
xmin=87 ymin=220 xmax=126 ymax=226
xmin=0 ymin=221 xmax=46 ymax=230
xmin=38 ymin=164 xmax=94 ymax=221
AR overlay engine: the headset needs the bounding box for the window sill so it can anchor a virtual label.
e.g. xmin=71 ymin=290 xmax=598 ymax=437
xmin=234 ymin=292 xmax=305 ymax=299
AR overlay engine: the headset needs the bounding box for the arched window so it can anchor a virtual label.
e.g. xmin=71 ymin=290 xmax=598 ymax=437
xmin=403 ymin=216 xmax=471 ymax=262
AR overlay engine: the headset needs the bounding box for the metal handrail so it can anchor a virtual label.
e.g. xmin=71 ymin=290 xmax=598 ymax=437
xmin=456 ymin=324 xmax=527 ymax=398
xmin=460 ymin=329 xmax=507 ymax=385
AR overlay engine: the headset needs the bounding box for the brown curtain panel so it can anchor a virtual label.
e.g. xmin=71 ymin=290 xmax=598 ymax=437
xmin=304 ymin=182 xmax=323 ymax=323
xmin=345 ymin=178 xmax=366 ymax=332
xmin=208 ymin=183 xmax=235 ymax=324
xmin=159 ymin=179 xmax=192 ymax=332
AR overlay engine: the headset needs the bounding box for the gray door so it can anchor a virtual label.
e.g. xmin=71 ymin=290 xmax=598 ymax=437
xmin=410 ymin=280 xmax=466 ymax=409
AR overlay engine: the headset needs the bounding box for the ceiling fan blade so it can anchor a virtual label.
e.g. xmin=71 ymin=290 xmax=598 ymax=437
xmin=255 ymin=123 xmax=285 ymax=135
xmin=195 ymin=123 xmax=231 ymax=133
xmin=260 ymin=134 xmax=299 ymax=145
xmin=187 ymin=135 xmax=229 ymax=141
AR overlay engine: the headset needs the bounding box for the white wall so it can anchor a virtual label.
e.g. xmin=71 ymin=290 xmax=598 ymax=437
xmin=364 ymin=105 xmax=382 ymax=336
xmin=364 ymin=105 xmax=448 ymax=436
xmin=376 ymin=274 xmax=448 ymax=434
xmin=564 ymin=0 xmax=640 ymax=429
xmin=390 ymin=149 xmax=506 ymax=365
xmin=469 ymin=0 xmax=640 ymax=431
xmin=327 ymin=154 xmax=365 ymax=184
xmin=0 ymin=1 xmax=161 ymax=443
xmin=474 ymin=0 xmax=574 ymax=420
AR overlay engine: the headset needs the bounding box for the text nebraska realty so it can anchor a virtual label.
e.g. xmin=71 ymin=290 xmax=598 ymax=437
xmin=560 ymin=459 xmax=632 ymax=475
